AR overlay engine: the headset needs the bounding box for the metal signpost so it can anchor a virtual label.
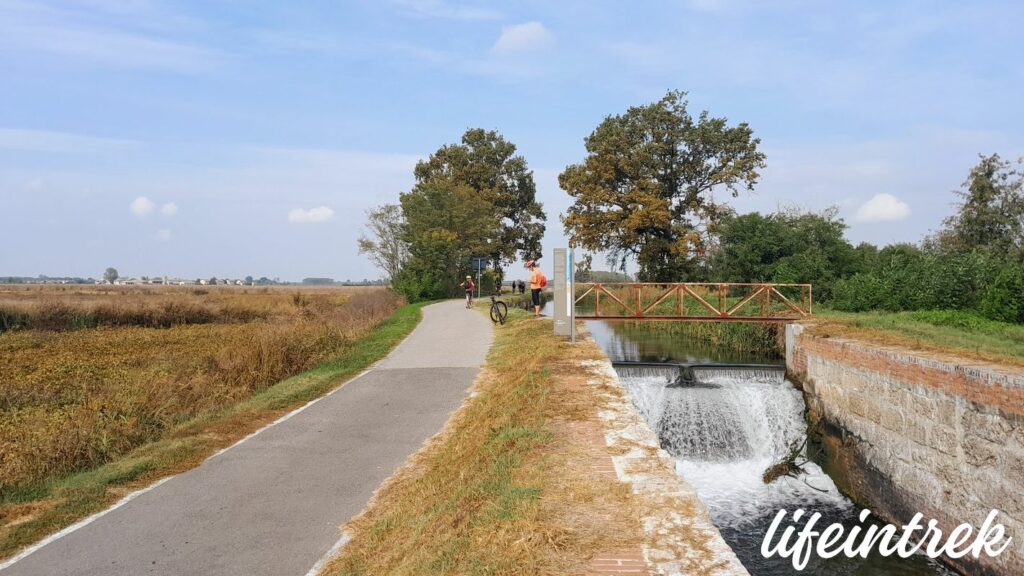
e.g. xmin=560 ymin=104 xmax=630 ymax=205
xmin=552 ymin=248 xmax=576 ymax=341
xmin=472 ymin=257 xmax=487 ymax=299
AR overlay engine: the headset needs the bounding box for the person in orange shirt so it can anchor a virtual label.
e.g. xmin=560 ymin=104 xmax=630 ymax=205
xmin=526 ymin=260 xmax=544 ymax=318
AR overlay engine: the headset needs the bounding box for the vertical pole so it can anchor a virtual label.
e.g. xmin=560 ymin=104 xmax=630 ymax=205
xmin=569 ymin=248 xmax=576 ymax=343
xmin=553 ymin=248 xmax=570 ymax=337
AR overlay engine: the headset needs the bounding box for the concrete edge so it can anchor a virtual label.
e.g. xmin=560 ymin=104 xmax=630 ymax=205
xmin=577 ymin=353 xmax=751 ymax=576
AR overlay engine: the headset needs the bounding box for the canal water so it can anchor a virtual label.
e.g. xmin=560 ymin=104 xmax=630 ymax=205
xmin=583 ymin=318 xmax=956 ymax=576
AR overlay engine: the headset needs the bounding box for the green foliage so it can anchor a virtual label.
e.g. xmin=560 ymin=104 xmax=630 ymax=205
xmin=931 ymin=154 xmax=1024 ymax=261
xmin=560 ymin=90 xmax=766 ymax=281
xmin=479 ymin=269 xmax=498 ymax=296
xmin=905 ymin=310 xmax=1007 ymax=332
xmin=103 ymin=268 xmax=118 ymax=283
xmin=395 ymin=184 xmax=498 ymax=301
xmin=979 ymin=266 xmax=1024 ymax=323
xmin=828 ymin=246 xmax=1018 ymax=319
xmin=713 ymin=208 xmax=859 ymax=299
xmin=366 ymin=129 xmax=545 ymax=302
xmin=414 ymin=128 xmax=546 ymax=264
xmin=830 ymin=273 xmax=888 ymax=312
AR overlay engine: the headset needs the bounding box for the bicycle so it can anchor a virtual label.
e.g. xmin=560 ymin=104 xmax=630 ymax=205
xmin=489 ymin=294 xmax=508 ymax=325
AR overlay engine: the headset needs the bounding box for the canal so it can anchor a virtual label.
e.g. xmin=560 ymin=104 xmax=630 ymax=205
xmin=583 ymin=317 xmax=956 ymax=576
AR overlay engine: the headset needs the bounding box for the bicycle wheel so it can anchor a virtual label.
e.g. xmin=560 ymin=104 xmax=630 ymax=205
xmin=490 ymin=301 xmax=508 ymax=324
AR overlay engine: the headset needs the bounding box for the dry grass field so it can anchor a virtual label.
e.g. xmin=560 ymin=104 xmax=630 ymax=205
xmin=0 ymin=285 xmax=403 ymax=494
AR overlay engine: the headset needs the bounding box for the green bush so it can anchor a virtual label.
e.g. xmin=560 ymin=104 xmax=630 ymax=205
xmin=826 ymin=247 xmax=1011 ymax=319
xmin=978 ymin=267 xmax=1024 ymax=324
xmin=830 ymin=273 xmax=888 ymax=312
xmin=479 ymin=269 xmax=499 ymax=296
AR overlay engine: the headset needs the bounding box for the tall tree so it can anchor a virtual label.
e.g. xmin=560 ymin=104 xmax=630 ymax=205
xmin=414 ymin=128 xmax=546 ymax=266
xmin=358 ymin=204 xmax=409 ymax=282
xmin=103 ymin=267 xmax=118 ymax=283
xmin=560 ymin=90 xmax=766 ymax=281
xmin=392 ymin=184 xmax=499 ymax=300
xmin=934 ymin=153 xmax=1024 ymax=260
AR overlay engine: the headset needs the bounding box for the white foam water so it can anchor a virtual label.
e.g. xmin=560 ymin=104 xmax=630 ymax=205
xmin=617 ymin=370 xmax=850 ymax=529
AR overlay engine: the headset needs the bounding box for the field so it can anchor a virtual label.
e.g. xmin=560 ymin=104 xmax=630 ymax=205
xmin=0 ymin=284 xmax=408 ymax=553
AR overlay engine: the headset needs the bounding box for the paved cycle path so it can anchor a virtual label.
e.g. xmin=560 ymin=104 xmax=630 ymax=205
xmin=2 ymin=300 xmax=492 ymax=576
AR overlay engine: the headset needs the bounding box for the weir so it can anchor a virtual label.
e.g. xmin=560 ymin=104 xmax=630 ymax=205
xmin=612 ymin=361 xmax=786 ymax=388
xmin=596 ymin=335 xmax=956 ymax=575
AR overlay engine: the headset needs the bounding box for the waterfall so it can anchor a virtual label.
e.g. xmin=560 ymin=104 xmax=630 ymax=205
xmin=602 ymin=339 xmax=955 ymax=574
xmin=615 ymin=366 xmax=849 ymax=529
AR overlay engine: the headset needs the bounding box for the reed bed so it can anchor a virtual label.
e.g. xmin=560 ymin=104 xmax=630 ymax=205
xmin=0 ymin=287 xmax=403 ymax=493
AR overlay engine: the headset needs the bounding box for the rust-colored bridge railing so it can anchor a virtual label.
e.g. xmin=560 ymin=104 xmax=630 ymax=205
xmin=573 ymin=282 xmax=812 ymax=322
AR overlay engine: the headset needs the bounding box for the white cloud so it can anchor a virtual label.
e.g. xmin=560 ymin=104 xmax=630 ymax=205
xmin=160 ymin=202 xmax=178 ymax=216
xmin=853 ymin=193 xmax=911 ymax=223
xmin=288 ymin=206 xmax=335 ymax=224
xmin=492 ymin=22 xmax=553 ymax=55
xmin=130 ymin=196 xmax=156 ymax=216
xmin=0 ymin=128 xmax=138 ymax=153
xmin=155 ymin=228 xmax=171 ymax=241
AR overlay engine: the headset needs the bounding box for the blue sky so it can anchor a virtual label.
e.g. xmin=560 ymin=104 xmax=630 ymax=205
xmin=1 ymin=0 xmax=1022 ymax=281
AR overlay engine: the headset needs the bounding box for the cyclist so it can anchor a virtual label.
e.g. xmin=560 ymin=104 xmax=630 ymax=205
xmin=459 ymin=275 xmax=476 ymax=308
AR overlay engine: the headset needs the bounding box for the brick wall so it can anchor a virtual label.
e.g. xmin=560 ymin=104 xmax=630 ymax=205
xmin=786 ymin=324 xmax=1024 ymax=576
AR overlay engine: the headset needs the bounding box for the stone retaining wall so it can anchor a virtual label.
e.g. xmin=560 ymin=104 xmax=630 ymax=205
xmin=786 ymin=324 xmax=1024 ymax=576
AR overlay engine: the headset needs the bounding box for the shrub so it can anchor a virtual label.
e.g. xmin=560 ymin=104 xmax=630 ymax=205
xmin=978 ymin=267 xmax=1024 ymax=324
xmin=479 ymin=269 xmax=499 ymax=296
xmin=829 ymin=274 xmax=887 ymax=312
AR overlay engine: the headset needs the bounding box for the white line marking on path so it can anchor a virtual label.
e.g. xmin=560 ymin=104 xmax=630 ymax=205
xmin=0 ymin=367 xmax=378 ymax=572
xmin=0 ymin=477 xmax=173 ymax=572
xmin=303 ymin=532 xmax=352 ymax=576
xmin=0 ymin=303 xmax=436 ymax=571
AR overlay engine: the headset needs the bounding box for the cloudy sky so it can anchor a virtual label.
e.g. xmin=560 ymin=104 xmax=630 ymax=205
xmin=2 ymin=0 xmax=1022 ymax=280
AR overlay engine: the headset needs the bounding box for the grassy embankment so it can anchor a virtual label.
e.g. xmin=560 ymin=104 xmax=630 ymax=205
xmin=0 ymin=286 xmax=423 ymax=560
xmin=812 ymin=308 xmax=1024 ymax=366
xmin=323 ymin=307 xmax=642 ymax=576
xmin=638 ymin=307 xmax=1024 ymax=366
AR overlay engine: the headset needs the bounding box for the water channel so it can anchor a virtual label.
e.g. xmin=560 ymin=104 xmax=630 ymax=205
xmin=581 ymin=317 xmax=957 ymax=576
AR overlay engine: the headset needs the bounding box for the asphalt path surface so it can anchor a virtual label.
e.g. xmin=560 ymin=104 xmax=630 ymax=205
xmin=2 ymin=300 xmax=492 ymax=576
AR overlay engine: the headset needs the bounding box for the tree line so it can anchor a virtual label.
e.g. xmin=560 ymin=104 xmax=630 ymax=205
xmin=361 ymin=90 xmax=1023 ymax=323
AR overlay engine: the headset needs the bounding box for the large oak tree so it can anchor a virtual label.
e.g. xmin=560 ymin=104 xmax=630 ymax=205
xmin=560 ymin=90 xmax=766 ymax=281
xmin=414 ymin=128 xmax=546 ymax=267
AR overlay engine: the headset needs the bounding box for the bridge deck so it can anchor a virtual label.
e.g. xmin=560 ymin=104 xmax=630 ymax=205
xmin=573 ymin=282 xmax=812 ymax=322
